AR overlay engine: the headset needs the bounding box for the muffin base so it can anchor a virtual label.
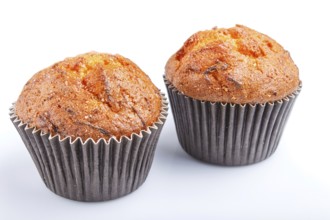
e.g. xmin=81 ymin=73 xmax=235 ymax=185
xmin=165 ymin=77 xmax=301 ymax=166
xmin=10 ymin=93 xmax=168 ymax=202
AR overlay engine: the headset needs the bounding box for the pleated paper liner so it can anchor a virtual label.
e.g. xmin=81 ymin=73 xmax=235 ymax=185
xmin=164 ymin=77 xmax=301 ymax=166
xmin=10 ymin=93 xmax=168 ymax=202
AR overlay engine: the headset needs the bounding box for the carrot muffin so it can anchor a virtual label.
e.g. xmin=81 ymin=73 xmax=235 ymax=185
xmin=11 ymin=52 xmax=168 ymax=201
xmin=165 ymin=25 xmax=301 ymax=165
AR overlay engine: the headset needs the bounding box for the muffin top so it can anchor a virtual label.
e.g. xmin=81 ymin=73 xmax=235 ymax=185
xmin=165 ymin=25 xmax=300 ymax=104
xmin=15 ymin=52 xmax=162 ymax=141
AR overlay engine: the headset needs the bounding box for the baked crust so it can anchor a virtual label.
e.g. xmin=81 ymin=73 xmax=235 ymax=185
xmin=16 ymin=52 xmax=162 ymax=141
xmin=165 ymin=25 xmax=300 ymax=103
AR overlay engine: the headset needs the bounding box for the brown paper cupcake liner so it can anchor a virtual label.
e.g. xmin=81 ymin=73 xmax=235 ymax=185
xmin=164 ymin=77 xmax=301 ymax=166
xmin=10 ymin=93 xmax=168 ymax=202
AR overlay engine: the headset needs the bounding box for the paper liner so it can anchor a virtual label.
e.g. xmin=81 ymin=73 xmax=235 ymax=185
xmin=10 ymin=93 xmax=168 ymax=201
xmin=164 ymin=77 xmax=301 ymax=166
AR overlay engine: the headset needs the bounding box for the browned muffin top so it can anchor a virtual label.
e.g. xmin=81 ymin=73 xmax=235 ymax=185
xmin=165 ymin=25 xmax=300 ymax=104
xmin=16 ymin=52 xmax=162 ymax=141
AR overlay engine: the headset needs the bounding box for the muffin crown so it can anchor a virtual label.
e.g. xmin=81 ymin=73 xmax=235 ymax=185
xmin=165 ymin=25 xmax=300 ymax=104
xmin=16 ymin=52 xmax=162 ymax=141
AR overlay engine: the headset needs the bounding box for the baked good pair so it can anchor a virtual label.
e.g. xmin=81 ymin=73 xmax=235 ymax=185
xmin=10 ymin=25 xmax=301 ymax=202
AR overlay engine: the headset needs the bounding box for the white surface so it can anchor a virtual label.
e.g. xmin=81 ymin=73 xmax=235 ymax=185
xmin=0 ymin=0 xmax=329 ymax=219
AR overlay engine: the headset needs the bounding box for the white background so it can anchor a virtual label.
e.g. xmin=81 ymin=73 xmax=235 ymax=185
xmin=0 ymin=0 xmax=329 ymax=219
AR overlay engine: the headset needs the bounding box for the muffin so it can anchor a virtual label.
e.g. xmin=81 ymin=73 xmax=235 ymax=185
xmin=10 ymin=52 xmax=168 ymax=201
xmin=165 ymin=25 xmax=301 ymax=166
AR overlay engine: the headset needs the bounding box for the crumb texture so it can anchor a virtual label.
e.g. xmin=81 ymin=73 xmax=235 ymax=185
xmin=165 ymin=25 xmax=300 ymax=103
xmin=16 ymin=52 xmax=162 ymax=141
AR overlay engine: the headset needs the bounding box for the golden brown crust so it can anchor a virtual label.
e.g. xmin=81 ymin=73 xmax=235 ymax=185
xmin=165 ymin=25 xmax=300 ymax=104
xmin=16 ymin=52 xmax=162 ymax=141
